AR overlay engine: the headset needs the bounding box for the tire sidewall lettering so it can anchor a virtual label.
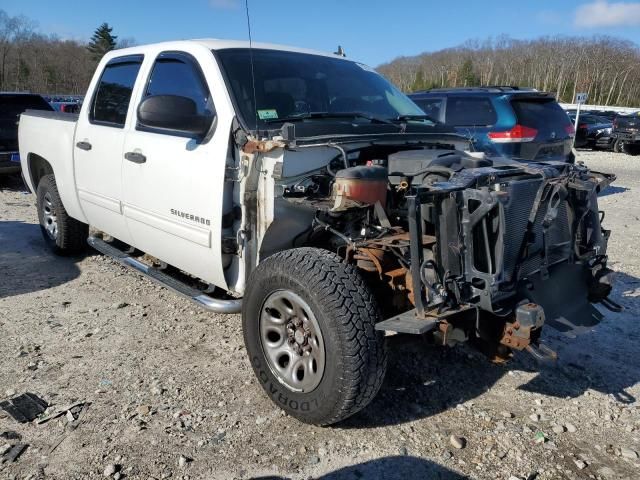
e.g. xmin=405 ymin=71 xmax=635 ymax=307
xmin=252 ymin=356 xmax=318 ymax=412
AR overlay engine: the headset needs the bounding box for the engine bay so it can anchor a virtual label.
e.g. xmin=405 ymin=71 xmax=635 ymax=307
xmin=275 ymin=141 xmax=618 ymax=359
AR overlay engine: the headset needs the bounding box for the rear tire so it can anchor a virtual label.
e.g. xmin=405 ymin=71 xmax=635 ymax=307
xmin=242 ymin=247 xmax=387 ymax=425
xmin=36 ymin=174 xmax=88 ymax=255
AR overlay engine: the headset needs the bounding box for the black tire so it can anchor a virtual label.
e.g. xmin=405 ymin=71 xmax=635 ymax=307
xmin=36 ymin=174 xmax=88 ymax=255
xmin=613 ymin=139 xmax=626 ymax=153
xmin=242 ymin=247 xmax=387 ymax=425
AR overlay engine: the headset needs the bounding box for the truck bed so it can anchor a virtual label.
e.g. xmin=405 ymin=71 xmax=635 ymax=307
xmin=18 ymin=109 xmax=86 ymax=222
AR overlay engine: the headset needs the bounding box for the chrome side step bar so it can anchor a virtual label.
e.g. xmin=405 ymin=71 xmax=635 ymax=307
xmin=87 ymin=236 xmax=242 ymax=314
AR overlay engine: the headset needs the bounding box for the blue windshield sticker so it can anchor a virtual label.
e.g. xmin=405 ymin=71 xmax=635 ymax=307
xmin=257 ymin=109 xmax=278 ymax=120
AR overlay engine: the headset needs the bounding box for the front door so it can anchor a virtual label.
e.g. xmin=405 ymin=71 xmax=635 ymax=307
xmin=121 ymin=50 xmax=231 ymax=289
xmin=74 ymin=55 xmax=144 ymax=243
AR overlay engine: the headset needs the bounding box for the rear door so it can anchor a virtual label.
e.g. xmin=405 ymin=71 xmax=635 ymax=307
xmin=509 ymin=98 xmax=573 ymax=160
xmin=615 ymin=115 xmax=640 ymax=140
xmin=74 ymin=55 xmax=143 ymax=243
xmin=121 ymin=50 xmax=231 ymax=289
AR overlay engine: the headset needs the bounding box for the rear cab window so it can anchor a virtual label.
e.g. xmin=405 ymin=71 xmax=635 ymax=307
xmin=445 ymin=96 xmax=497 ymax=127
xmin=90 ymin=55 xmax=144 ymax=127
xmin=0 ymin=95 xmax=53 ymax=120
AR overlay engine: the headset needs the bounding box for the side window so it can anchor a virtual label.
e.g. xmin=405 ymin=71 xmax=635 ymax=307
xmin=445 ymin=96 xmax=497 ymax=127
xmin=144 ymin=54 xmax=214 ymax=117
xmin=91 ymin=56 xmax=143 ymax=127
xmin=413 ymin=98 xmax=443 ymax=121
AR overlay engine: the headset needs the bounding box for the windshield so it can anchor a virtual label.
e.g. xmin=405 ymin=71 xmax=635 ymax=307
xmin=215 ymin=48 xmax=423 ymax=130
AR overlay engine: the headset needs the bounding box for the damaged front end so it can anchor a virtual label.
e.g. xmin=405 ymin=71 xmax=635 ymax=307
xmin=239 ymin=126 xmax=618 ymax=362
xmin=383 ymin=160 xmax=619 ymax=361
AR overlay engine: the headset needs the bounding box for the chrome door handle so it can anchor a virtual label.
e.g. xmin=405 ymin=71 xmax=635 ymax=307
xmin=124 ymin=152 xmax=147 ymax=164
xmin=76 ymin=141 xmax=92 ymax=151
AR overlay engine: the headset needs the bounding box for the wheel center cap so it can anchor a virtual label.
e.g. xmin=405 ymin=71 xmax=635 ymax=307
xmin=294 ymin=329 xmax=306 ymax=345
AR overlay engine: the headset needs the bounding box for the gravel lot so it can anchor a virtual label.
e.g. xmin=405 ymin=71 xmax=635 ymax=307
xmin=1 ymin=150 xmax=639 ymax=480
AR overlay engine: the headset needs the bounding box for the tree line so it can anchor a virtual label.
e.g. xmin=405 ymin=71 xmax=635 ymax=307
xmin=0 ymin=9 xmax=129 ymax=95
xmin=377 ymin=35 xmax=640 ymax=107
xmin=2 ymin=7 xmax=640 ymax=106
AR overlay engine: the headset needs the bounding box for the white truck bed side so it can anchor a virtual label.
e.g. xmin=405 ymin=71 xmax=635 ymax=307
xmin=19 ymin=110 xmax=88 ymax=224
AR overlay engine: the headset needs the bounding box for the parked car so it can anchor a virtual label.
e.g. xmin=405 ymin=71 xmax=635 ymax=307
xmin=587 ymin=110 xmax=619 ymax=121
xmin=0 ymin=92 xmax=54 ymax=176
xmin=409 ymin=87 xmax=575 ymax=162
xmin=19 ymin=40 xmax=617 ymax=425
xmin=569 ymin=113 xmax=613 ymax=150
xmin=611 ymin=113 xmax=640 ymax=154
xmin=50 ymin=101 xmax=82 ymax=114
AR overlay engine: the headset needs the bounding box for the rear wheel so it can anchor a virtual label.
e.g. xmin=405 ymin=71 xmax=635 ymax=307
xmin=242 ymin=247 xmax=387 ymax=425
xmin=36 ymin=174 xmax=88 ymax=255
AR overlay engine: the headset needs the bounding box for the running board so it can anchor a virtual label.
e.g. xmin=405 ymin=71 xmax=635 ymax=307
xmin=375 ymin=309 xmax=438 ymax=335
xmin=87 ymin=236 xmax=242 ymax=314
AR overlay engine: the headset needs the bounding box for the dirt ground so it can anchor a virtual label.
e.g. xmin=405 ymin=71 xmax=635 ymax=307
xmin=1 ymin=150 xmax=639 ymax=480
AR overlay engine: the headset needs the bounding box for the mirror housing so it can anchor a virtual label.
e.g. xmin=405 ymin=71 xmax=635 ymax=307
xmin=137 ymin=95 xmax=214 ymax=137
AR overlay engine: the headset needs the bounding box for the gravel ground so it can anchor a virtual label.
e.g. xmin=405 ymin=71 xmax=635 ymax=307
xmin=0 ymin=150 xmax=639 ymax=480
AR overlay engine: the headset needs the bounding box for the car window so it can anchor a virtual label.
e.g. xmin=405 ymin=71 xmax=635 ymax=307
xmin=91 ymin=56 xmax=143 ymax=127
xmin=511 ymin=99 xmax=573 ymax=130
xmin=412 ymin=98 xmax=443 ymax=121
xmin=445 ymin=97 xmax=497 ymax=127
xmin=0 ymin=95 xmax=53 ymax=120
xmin=144 ymin=54 xmax=214 ymax=117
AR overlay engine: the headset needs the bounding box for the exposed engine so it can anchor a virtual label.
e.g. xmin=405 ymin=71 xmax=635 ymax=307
xmin=278 ymin=144 xmax=617 ymax=360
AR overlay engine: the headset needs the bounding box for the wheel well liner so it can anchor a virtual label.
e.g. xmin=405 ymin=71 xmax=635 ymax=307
xmin=28 ymin=153 xmax=54 ymax=189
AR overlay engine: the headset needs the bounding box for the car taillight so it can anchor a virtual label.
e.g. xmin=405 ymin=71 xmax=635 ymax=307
xmin=565 ymin=124 xmax=575 ymax=135
xmin=578 ymin=123 xmax=587 ymax=129
xmin=487 ymin=125 xmax=538 ymax=143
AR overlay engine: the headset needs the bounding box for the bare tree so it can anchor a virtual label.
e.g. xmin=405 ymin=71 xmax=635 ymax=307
xmin=378 ymin=35 xmax=640 ymax=107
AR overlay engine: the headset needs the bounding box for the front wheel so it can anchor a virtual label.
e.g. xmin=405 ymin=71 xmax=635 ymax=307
xmin=613 ymin=139 xmax=626 ymax=153
xmin=36 ymin=174 xmax=88 ymax=255
xmin=242 ymin=247 xmax=387 ymax=425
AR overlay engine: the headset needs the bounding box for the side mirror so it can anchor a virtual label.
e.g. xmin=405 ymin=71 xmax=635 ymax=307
xmin=137 ymin=95 xmax=214 ymax=137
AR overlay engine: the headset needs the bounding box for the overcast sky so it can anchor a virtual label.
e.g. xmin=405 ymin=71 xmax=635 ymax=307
xmin=4 ymin=0 xmax=640 ymax=66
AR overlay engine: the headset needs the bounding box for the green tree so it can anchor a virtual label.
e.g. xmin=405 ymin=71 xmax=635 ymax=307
xmin=458 ymin=59 xmax=480 ymax=87
xmin=87 ymin=23 xmax=117 ymax=61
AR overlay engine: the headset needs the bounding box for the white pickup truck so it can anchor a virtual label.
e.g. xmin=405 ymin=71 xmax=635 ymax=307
xmin=19 ymin=39 xmax=618 ymax=425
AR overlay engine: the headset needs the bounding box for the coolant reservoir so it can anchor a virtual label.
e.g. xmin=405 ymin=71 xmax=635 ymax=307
xmin=332 ymin=165 xmax=388 ymax=211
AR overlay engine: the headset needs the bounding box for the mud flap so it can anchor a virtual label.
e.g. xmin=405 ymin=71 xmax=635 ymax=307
xmin=519 ymin=263 xmax=604 ymax=336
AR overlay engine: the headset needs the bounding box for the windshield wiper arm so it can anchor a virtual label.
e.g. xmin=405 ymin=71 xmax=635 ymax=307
xmin=394 ymin=114 xmax=438 ymax=123
xmin=265 ymin=111 xmax=395 ymax=125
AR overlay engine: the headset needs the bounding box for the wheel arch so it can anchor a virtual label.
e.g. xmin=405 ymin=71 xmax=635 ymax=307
xmin=26 ymin=152 xmax=88 ymax=224
xmin=27 ymin=153 xmax=55 ymax=191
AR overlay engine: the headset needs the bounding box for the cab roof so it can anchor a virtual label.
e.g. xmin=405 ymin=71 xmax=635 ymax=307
xmin=109 ymin=38 xmax=348 ymax=62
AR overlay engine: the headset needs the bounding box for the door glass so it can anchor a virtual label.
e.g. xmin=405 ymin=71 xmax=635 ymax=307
xmin=91 ymin=57 xmax=143 ymax=127
xmin=145 ymin=56 xmax=214 ymax=116
xmin=445 ymin=96 xmax=497 ymax=127
xmin=412 ymin=98 xmax=443 ymax=121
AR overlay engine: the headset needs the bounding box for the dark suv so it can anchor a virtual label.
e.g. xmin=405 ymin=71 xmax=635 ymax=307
xmin=612 ymin=113 xmax=640 ymax=154
xmin=0 ymin=93 xmax=54 ymax=175
xmin=409 ymin=87 xmax=575 ymax=162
